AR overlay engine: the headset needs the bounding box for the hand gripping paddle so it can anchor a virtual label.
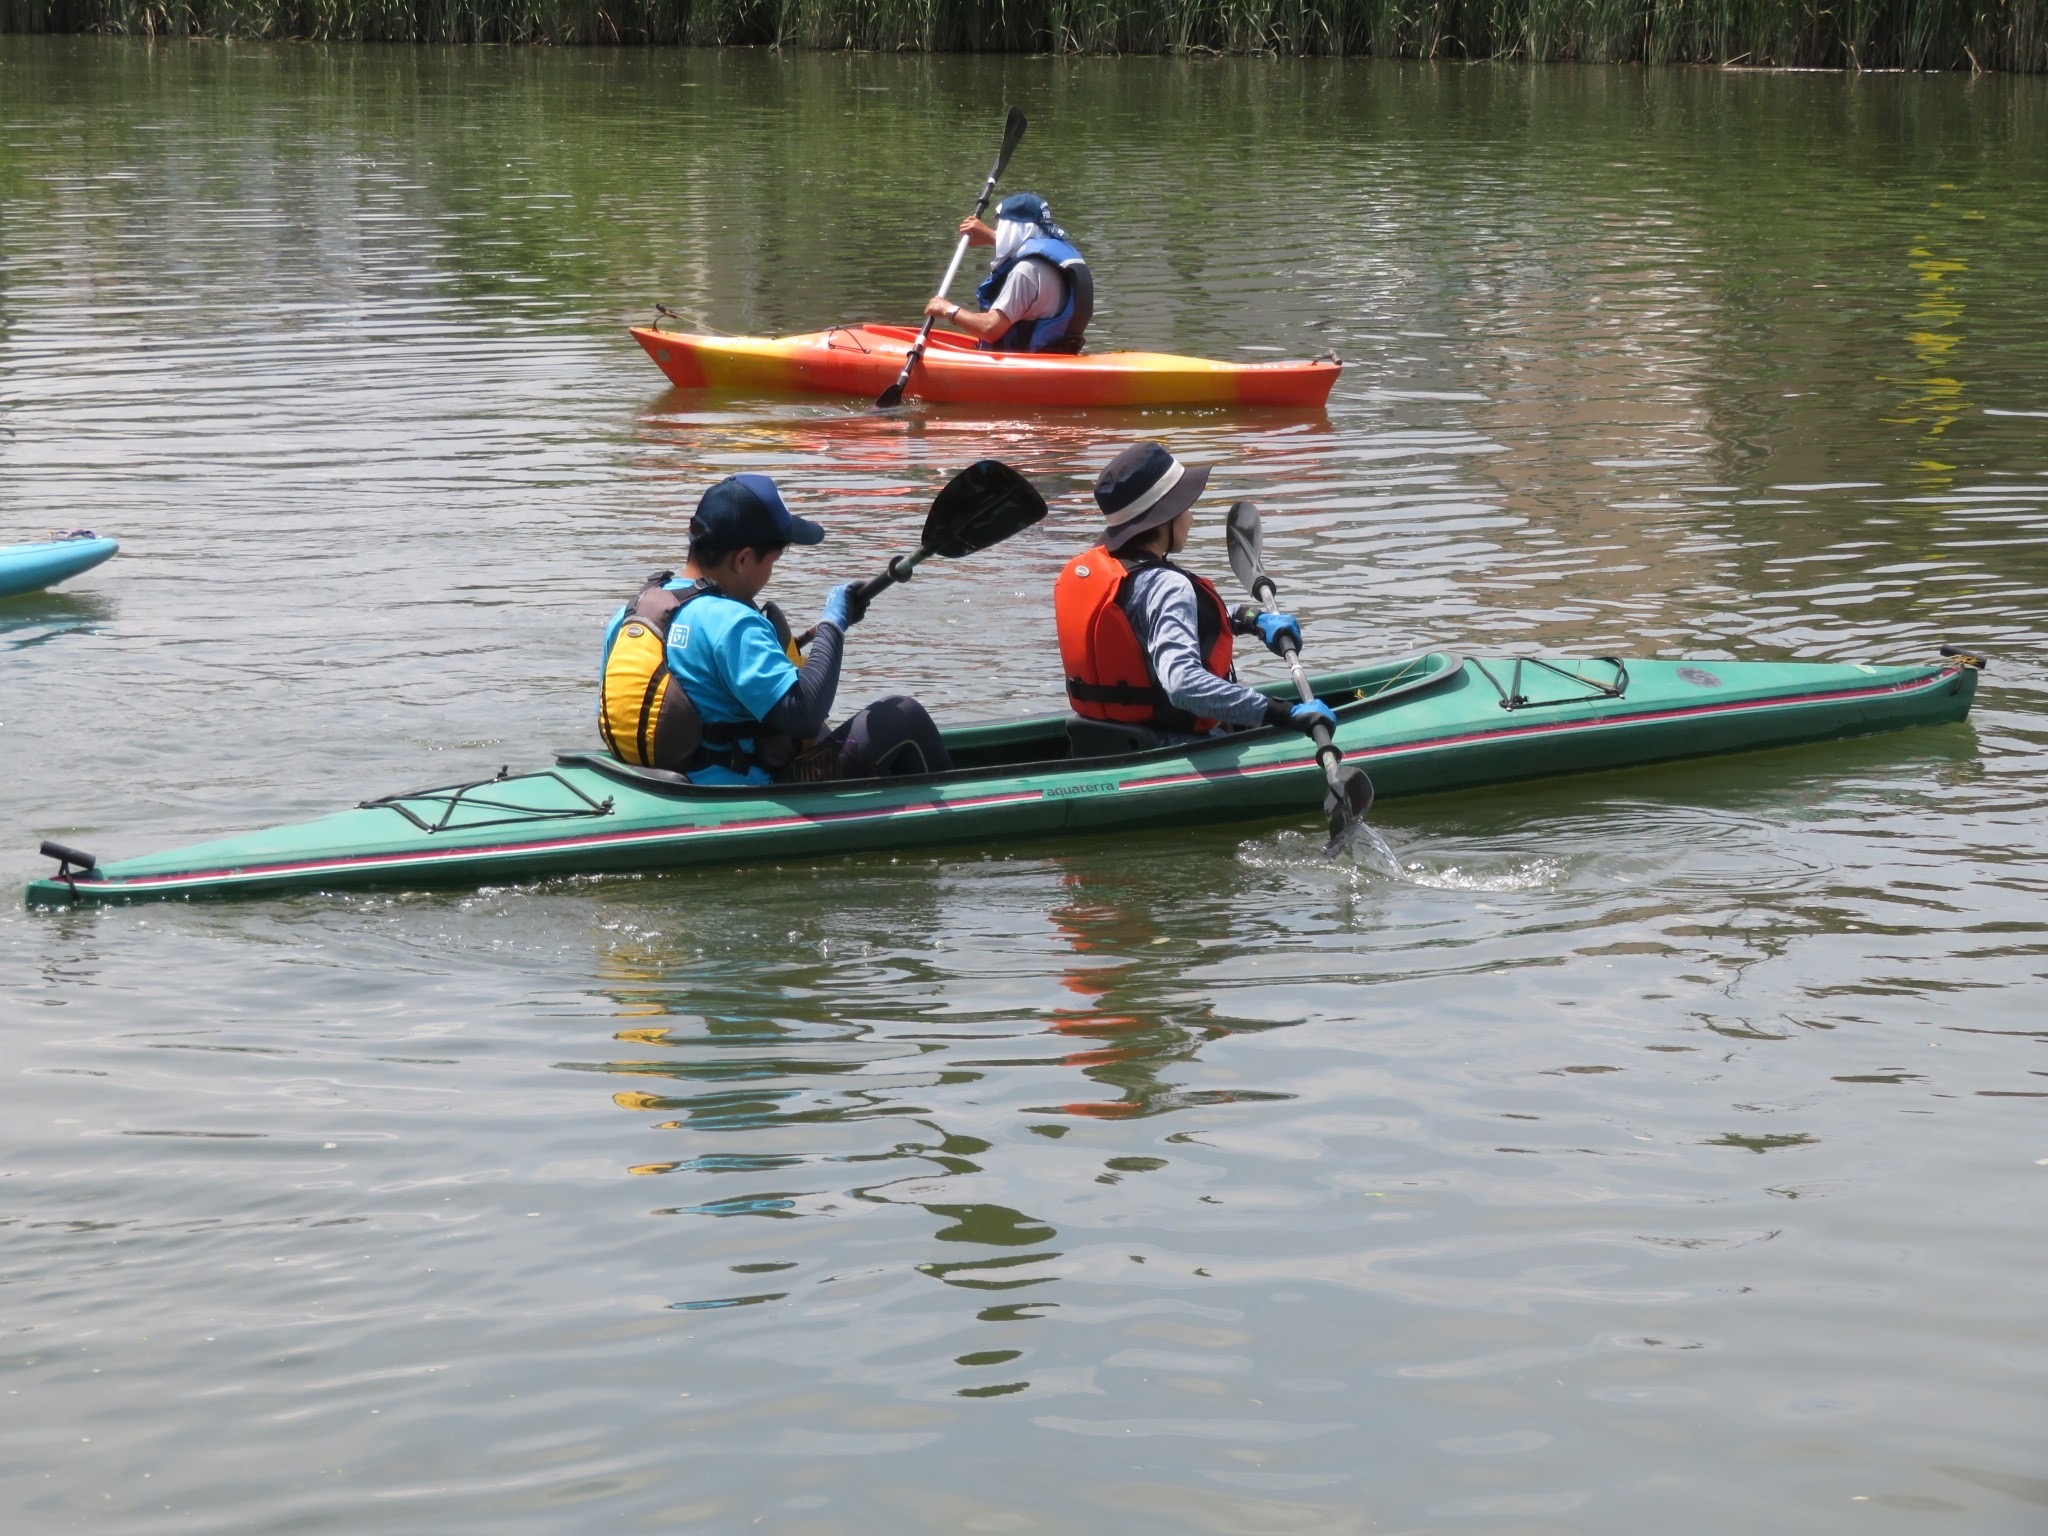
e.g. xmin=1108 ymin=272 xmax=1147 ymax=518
xmin=874 ymin=108 xmax=1028 ymax=410
xmin=1225 ymin=499 xmax=1375 ymax=857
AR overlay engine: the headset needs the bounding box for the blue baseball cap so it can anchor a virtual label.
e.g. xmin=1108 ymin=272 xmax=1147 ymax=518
xmin=689 ymin=473 xmax=824 ymax=550
xmin=995 ymin=193 xmax=1053 ymax=227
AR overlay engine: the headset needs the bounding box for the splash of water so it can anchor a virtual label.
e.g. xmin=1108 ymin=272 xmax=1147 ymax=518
xmin=1246 ymin=825 xmax=1567 ymax=894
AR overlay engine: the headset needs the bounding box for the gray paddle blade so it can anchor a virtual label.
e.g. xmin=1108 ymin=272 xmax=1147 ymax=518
xmin=1321 ymin=768 xmax=1375 ymax=858
xmin=1225 ymin=500 xmax=1267 ymax=601
xmin=923 ymin=460 xmax=1048 ymax=557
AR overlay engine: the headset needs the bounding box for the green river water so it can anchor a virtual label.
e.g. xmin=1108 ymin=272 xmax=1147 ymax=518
xmin=3 ymin=39 xmax=2046 ymax=1533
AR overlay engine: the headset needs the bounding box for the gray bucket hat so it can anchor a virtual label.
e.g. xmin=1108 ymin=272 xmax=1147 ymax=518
xmin=1095 ymin=442 xmax=1211 ymax=552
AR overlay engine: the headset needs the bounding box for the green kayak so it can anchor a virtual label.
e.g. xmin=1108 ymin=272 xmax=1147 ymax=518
xmin=26 ymin=649 xmax=1980 ymax=906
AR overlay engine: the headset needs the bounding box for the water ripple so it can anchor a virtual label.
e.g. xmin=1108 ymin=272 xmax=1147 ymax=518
xmin=4 ymin=39 xmax=2047 ymax=1536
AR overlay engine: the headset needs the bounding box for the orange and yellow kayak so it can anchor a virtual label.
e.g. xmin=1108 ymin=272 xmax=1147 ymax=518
xmin=629 ymin=323 xmax=1340 ymax=409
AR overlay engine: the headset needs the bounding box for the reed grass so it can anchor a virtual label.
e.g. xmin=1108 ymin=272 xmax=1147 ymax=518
xmin=4 ymin=0 xmax=2042 ymax=67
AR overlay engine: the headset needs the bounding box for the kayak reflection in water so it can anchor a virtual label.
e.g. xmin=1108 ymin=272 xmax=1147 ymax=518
xmin=1055 ymin=443 xmax=1337 ymax=751
xmin=598 ymin=474 xmax=952 ymax=785
xmin=923 ymin=192 xmax=1093 ymax=355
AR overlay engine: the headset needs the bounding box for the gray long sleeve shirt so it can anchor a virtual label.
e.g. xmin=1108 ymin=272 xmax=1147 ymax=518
xmin=761 ymin=617 xmax=843 ymax=738
xmin=1122 ymin=565 xmax=1287 ymax=732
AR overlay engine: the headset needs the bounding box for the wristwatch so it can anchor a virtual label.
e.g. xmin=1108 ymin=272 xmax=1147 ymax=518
xmin=946 ymin=303 xmax=961 ymax=321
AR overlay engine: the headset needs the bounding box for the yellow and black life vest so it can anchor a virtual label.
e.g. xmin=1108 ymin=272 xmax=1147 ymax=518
xmin=598 ymin=574 xmax=806 ymax=775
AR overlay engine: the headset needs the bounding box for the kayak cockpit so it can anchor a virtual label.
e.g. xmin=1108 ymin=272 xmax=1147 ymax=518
xmin=557 ymin=652 xmax=1466 ymax=796
xmin=825 ymin=323 xmax=985 ymax=355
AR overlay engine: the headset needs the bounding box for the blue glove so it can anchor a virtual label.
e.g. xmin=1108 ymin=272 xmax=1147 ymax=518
xmin=1288 ymin=699 xmax=1337 ymax=737
xmin=1254 ymin=612 xmax=1302 ymax=656
xmin=820 ymin=582 xmax=867 ymax=632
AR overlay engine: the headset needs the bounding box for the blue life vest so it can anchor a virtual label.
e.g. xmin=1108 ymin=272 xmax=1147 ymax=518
xmin=973 ymin=235 xmax=1093 ymax=354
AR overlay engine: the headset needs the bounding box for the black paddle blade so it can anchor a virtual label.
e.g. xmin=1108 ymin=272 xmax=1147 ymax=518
xmin=994 ymin=107 xmax=1028 ymax=182
xmin=923 ymin=460 xmax=1048 ymax=557
xmin=1321 ymin=768 xmax=1375 ymax=858
xmin=1225 ymin=499 xmax=1268 ymax=601
xmin=873 ymin=379 xmax=906 ymax=409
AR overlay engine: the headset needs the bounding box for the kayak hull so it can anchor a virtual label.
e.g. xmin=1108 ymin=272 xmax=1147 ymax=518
xmin=629 ymin=324 xmax=1340 ymax=409
xmin=26 ymin=653 xmax=1978 ymax=905
xmin=0 ymin=536 xmax=118 ymax=598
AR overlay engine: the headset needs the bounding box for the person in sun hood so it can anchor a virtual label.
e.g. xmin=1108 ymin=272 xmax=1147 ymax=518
xmin=924 ymin=193 xmax=1092 ymax=355
xmin=599 ymin=474 xmax=951 ymax=784
xmin=1054 ymin=443 xmax=1336 ymax=747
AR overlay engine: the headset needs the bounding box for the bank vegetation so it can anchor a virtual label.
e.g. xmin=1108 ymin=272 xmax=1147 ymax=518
xmin=4 ymin=0 xmax=2041 ymax=69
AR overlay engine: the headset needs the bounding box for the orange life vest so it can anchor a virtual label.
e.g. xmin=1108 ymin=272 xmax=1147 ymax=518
xmin=1054 ymin=545 xmax=1235 ymax=734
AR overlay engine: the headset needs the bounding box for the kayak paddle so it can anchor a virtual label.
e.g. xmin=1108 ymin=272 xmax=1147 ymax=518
xmin=849 ymin=459 xmax=1048 ymax=611
xmin=1224 ymin=499 xmax=1375 ymax=857
xmin=873 ymin=107 xmax=1027 ymax=411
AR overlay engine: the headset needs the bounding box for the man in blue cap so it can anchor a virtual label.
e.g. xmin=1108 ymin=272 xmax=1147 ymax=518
xmin=924 ymin=192 xmax=1092 ymax=355
xmin=599 ymin=474 xmax=951 ymax=784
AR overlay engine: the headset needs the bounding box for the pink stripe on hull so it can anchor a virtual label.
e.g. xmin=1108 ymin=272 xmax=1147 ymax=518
xmin=88 ymin=669 xmax=1957 ymax=892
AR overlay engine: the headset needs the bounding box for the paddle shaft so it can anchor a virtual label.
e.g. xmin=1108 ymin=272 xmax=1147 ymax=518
xmin=792 ymin=542 xmax=950 ymax=647
xmin=886 ymin=221 xmax=983 ymax=396
xmin=855 ymin=548 xmax=931 ymax=606
xmin=877 ymin=111 xmax=1025 ymax=407
xmin=1246 ymin=573 xmax=1346 ymax=783
xmin=798 ymin=458 xmax=1046 ymax=639
xmin=884 ymin=241 xmax=972 ymax=395
xmin=927 ymin=232 xmax=979 ymax=329
xmin=791 ymin=547 xmax=934 ymax=647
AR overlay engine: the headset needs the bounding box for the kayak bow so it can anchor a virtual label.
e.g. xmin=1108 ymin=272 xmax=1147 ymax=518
xmin=0 ymin=534 xmax=118 ymax=599
xmin=631 ymin=323 xmax=1340 ymax=409
xmin=26 ymin=651 xmax=1978 ymax=905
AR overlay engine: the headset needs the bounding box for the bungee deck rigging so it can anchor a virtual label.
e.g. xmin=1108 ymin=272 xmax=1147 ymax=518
xmin=1469 ymin=655 xmax=1630 ymax=711
xmin=359 ymin=768 xmax=617 ymax=835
